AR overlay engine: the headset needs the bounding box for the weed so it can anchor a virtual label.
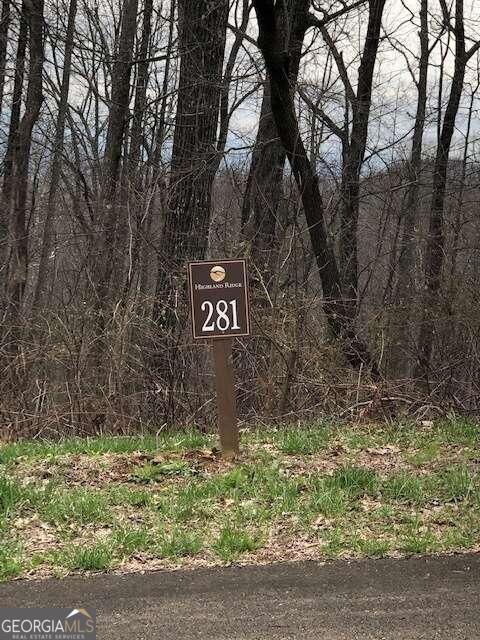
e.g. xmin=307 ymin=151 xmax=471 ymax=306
xmin=158 ymin=529 xmax=203 ymax=559
xmin=212 ymin=525 xmax=262 ymax=562
xmin=57 ymin=543 xmax=114 ymax=571
xmin=400 ymin=531 xmax=438 ymax=554
xmin=131 ymin=461 xmax=191 ymax=484
xmin=40 ymin=488 xmax=112 ymax=525
xmin=274 ymin=427 xmax=330 ymax=455
xmin=382 ymin=473 xmax=425 ymax=505
xmin=356 ymin=538 xmax=390 ymax=558
xmin=0 ymin=541 xmax=23 ymax=580
xmin=113 ymin=527 xmax=153 ymax=556
xmin=0 ymin=476 xmax=22 ymax=516
xmin=328 ymin=467 xmax=378 ymax=497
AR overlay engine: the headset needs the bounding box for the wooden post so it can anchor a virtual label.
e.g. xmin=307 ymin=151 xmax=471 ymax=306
xmin=212 ymin=337 xmax=239 ymax=459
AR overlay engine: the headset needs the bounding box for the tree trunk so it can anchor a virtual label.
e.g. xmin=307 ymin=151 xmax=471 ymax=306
xmin=33 ymin=0 xmax=77 ymax=309
xmin=150 ymin=0 xmax=175 ymax=172
xmin=391 ymin=0 xmax=429 ymax=378
xmin=0 ymin=0 xmax=10 ymax=117
xmin=415 ymin=0 xmax=474 ymax=382
xmin=128 ymin=0 xmax=153 ymax=171
xmin=6 ymin=0 xmax=44 ymax=315
xmin=96 ymin=0 xmax=139 ymax=308
xmin=449 ymin=81 xmax=477 ymax=301
xmin=2 ymin=0 xmax=27 ymax=212
xmin=253 ymin=0 xmax=378 ymax=372
xmin=140 ymin=0 xmax=175 ymax=300
xmin=241 ymin=82 xmax=286 ymax=287
xmin=117 ymin=0 xmax=153 ymax=300
xmin=155 ymin=0 xmax=229 ymax=320
xmin=242 ymin=1 xmax=308 ymax=291
xmin=339 ymin=0 xmax=386 ymax=301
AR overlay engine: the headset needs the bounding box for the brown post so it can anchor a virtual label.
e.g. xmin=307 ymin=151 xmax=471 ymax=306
xmin=212 ymin=337 xmax=239 ymax=458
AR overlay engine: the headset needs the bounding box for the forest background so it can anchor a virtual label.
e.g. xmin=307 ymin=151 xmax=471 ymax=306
xmin=1 ymin=0 xmax=479 ymax=437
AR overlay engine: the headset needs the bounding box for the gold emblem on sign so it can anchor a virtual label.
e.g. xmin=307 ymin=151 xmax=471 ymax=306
xmin=210 ymin=266 xmax=226 ymax=282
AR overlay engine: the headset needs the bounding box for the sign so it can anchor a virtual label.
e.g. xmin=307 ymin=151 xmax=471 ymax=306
xmin=187 ymin=259 xmax=251 ymax=340
xmin=0 ymin=608 xmax=96 ymax=640
xmin=187 ymin=258 xmax=251 ymax=459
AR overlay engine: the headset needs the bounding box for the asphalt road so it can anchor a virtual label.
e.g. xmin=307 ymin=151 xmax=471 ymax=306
xmin=1 ymin=554 xmax=479 ymax=639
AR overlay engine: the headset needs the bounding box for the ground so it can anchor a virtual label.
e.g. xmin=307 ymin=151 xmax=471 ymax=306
xmin=0 ymin=417 xmax=479 ymax=581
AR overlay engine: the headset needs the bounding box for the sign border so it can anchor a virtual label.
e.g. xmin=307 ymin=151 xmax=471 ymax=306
xmin=187 ymin=258 xmax=251 ymax=340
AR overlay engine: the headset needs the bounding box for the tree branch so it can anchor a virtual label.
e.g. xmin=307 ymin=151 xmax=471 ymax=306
xmin=298 ymin=85 xmax=347 ymax=141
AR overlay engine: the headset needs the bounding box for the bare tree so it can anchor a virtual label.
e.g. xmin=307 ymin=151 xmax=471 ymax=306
xmin=243 ymin=0 xmax=309 ymax=291
xmin=6 ymin=0 xmax=44 ymax=315
xmin=2 ymin=0 xmax=28 ymax=212
xmin=416 ymin=0 xmax=480 ymax=382
xmin=253 ymin=0 xmax=378 ymax=372
xmin=34 ymin=0 xmax=77 ymax=309
xmin=128 ymin=0 xmax=153 ymax=172
xmin=309 ymin=0 xmax=386 ymax=302
xmin=155 ymin=0 xmax=229 ymax=319
xmin=96 ymin=0 xmax=139 ymax=310
xmin=0 ymin=0 xmax=10 ymax=117
xmin=391 ymin=0 xmax=430 ymax=378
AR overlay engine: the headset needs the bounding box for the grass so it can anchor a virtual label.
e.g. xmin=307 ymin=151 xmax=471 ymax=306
xmin=309 ymin=483 xmax=348 ymax=517
xmin=273 ymin=424 xmax=332 ymax=455
xmin=400 ymin=531 xmax=439 ymax=554
xmin=355 ymin=538 xmax=391 ymax=558
xmin=56 ymin=543 xmax=115 ymax=571
xmin=131 ymin=460 xmax=192 ymax=483
xmin=158 ymin=530 xmax=203 ymax=559
xmin=0 ymin=475 xmax=22 ymax=516
xmin=213 ymin=525 xmax=262 ymax=562
xmin=437 ymin=466 xmax=474 ymax=501
xmin=327 ymin=467 xmax=379 ymax=497
xmin=0 ymin=429 xmax=211 ymax=465
xmin=0 ymin=417 xmax=479 ymax=580
xmin=113 ymin=526 xmax=154 ymax=555
xmin=38 ymin=487 xmax=114 ymax=526
xmin=382 ymin=472 xmax=426 ymax=504
xmin=0 ymin=541 xmax=23 ymax=580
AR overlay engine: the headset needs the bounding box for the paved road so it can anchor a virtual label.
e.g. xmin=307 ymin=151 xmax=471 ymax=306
xmin=1 ymin=554 xmax=479 ymax=639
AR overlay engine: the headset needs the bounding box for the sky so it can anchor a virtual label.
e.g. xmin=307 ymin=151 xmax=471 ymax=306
xmin=226 ymin=0 xmax=480 ymax=173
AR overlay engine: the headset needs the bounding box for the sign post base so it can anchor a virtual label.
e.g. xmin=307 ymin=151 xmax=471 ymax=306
xmin=212 ymin=337 xmax=239 ymax=459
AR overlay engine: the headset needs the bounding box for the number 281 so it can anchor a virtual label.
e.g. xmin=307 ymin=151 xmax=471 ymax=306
xmin=201 ymin=300 xmax=240 ymax=332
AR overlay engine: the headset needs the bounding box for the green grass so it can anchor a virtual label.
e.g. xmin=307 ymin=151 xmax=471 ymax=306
xmin=382 ymin=472 xmax=426 ymax=504
xmin=0 ymin=541 xmax=23 ymax=580
xmin=321 ymin=529 xmax=346 ymax=558
xmin=440 ymin=527 xmax=476 ymax=550
xmin=436 ymin=466 xmax=475 ymax=502
xmin=38 ymin=487 xmax=113 ymax=526
xmin=407 ymin=442 xmax=441 ymax=466
xmin=212 ymin=525 xmax=262 ymax=562
xmin=273 ymin=425 xmax=332 ymax=455
xmin=0 ymin=476 xmax=23 ymax=516
xmin=113 ymin=527 xmax=154 ymax=556
xmin=158 ymin=529 xmax=203 ymax=559
xmin=354 ymin=538 xmax=391 ymax=558
xmin=0 ymin=429 xmax=211 ymax=464
xmin=400 ymin=531 xmax=439 ymax=554
xmin=107 ymin=485 xmax=152 ymax=508
xmin=437 ymin=417 xmax=479 ymax=446
xmin=327 ymin=467 xmax=379 ymax=497
xmin=308 ymin=481 xmax=348 ymax=517
xmin=131 ymin=460 xmax=192 ymax=483
xmin=1 ymin=419 xmax=479 ymax=580
xmin=56 ymin=542 xmax=115 ymax=571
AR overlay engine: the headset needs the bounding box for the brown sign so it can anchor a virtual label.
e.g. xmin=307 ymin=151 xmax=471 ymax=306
xmin=187 ymin=259 xmax=251 ymax=340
